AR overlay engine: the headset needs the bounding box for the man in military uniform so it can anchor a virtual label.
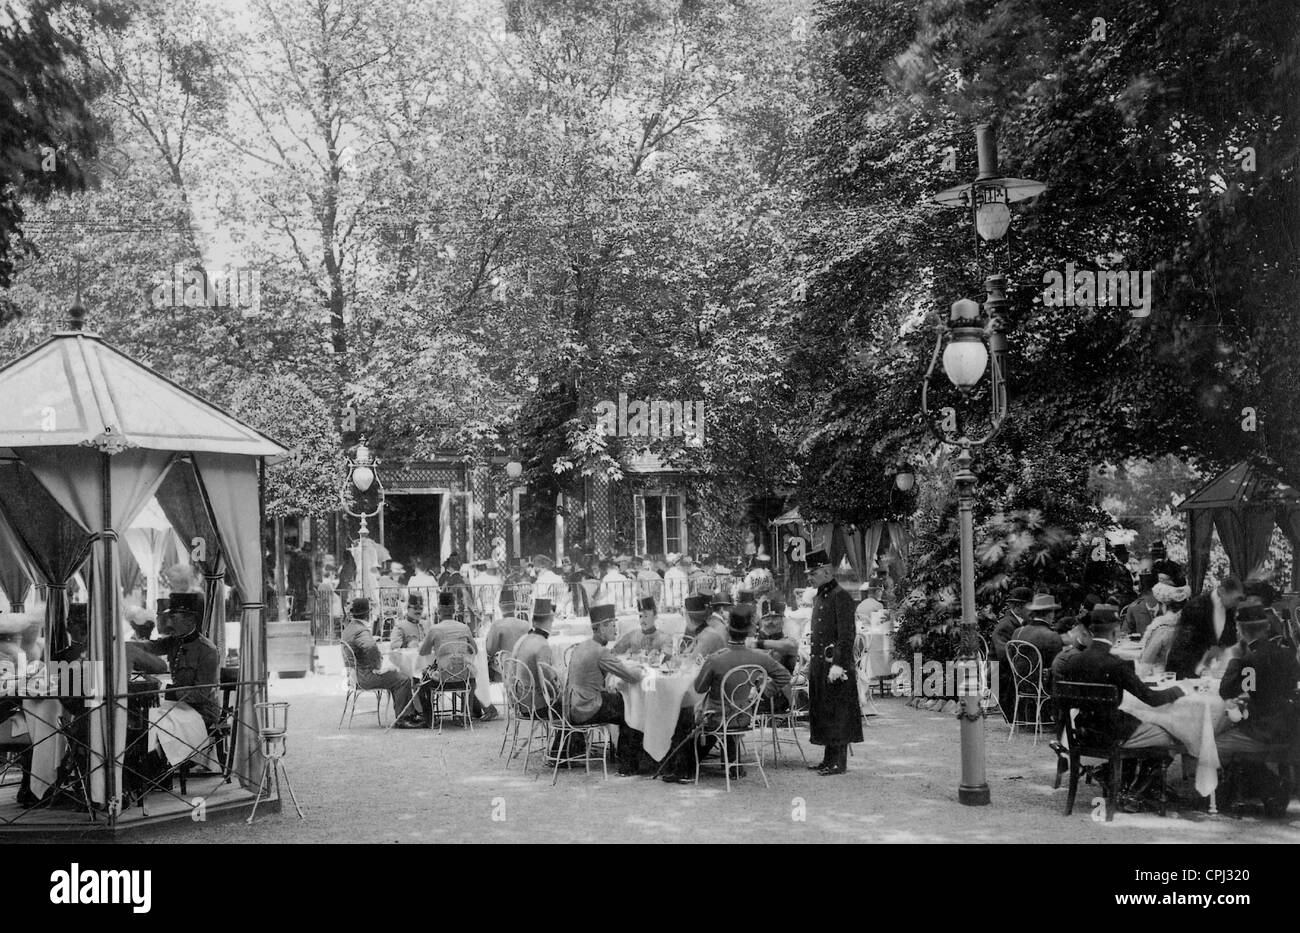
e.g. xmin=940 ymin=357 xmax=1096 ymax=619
xmin=389 ymin=593 xmax=427 ymax=649
xmin=137 ymin=593 xmax=221 ymax=729
xmin=613 ymin=596 xmax=674 ymax=656
xmin=805 ymin=549 xmax=861 ymax=775
xmin=681 ymin=593 xmax=726 ymax=659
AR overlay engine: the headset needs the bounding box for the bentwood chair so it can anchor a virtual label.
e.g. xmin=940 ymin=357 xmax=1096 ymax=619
xmin=1005 ymin=640 xmax=1050 ymax=744
xmin=753 ymin=679 xmax=807 ymax=765
xmin=537 ymin=660 xmax=612 ymax=786
xmin=975 ymin=634 xmax=1005 ymax=722
xmin=428 ymin=642 xmax=476 ymax=731
xmin=338 ymin=642 xmax=389 ymax=728
xmin=562 ymin=642 xmax=580 ymax=672
xmin=694 ymin=664 xmax=771 ymax=792
xmin=675 ymin=633 xmax=696 ymax=656
xmin=501 ymin=659 xmax=551 ymax=774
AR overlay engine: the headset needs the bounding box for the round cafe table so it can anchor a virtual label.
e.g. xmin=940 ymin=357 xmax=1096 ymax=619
xmin=1120 ymin=680 xmax=1229 ymax=797
xmin=616 ymin=666 xmax=702 ymax=761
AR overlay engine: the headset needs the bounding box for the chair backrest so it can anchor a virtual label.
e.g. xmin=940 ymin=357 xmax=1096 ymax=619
xmin=1005 ymin=640 xmax=1044 ymax=692
xmin=562 ymin=642 xmax=580 ymax=670
xmin=434 ymin=640 xmax=474 ymax=683
xmin=852 ymin=632 xmax=867 ymax=663
xmin=676 ymin=633 xmax=696 ymax=655
xmin=504 ymin=657 xmax=540 ymax=717
xmin=339 ymin=641 xmax=359 ymax=688
xmin=1052 ymin=680 xmax=1120 ymax=749
xmin=720 ymin=663 xmax=769 ymax=729
xmin=536 ymin=660 xmax=563 ymax=722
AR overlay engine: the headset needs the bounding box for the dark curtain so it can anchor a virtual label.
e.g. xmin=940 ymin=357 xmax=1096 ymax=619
xmin=1185 ymin=509 xmax=1216 ymax=594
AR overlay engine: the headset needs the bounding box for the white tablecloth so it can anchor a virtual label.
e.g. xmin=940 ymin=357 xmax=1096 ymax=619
xmin=1120 ymin=684 xmax=1228 ymax=796
xmin=148 ymin=699 xmax=219 ymax=769
xmin=616 ymin=669 xmax=702 ymax=761
xmin=9 ymin=699 xmax=66 ymax=797
xmin=385 ymin=642 xmax=492 ymax=708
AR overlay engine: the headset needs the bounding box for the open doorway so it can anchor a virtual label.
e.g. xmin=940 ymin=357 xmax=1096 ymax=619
xmin=383 ymin=493 xmax=442 ymax=571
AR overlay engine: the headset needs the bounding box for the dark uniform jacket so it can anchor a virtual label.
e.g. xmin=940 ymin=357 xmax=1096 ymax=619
xmin=1052 ymin=640 xmax=1181 ymax=745
xmin=1009 ymin=620 xmax=1064 ymax=680
xmin=694 ymin=644 xmax=791 ymax=729
xmin=991 ymin=608 xmax=1024 ymax=661
xmin=808 ymin=579 xmax=863 ymax=746
xmin=1219 ymin=638 xmax=1300 ymax=743
xmin=141 ymin=630 xmax=221 ymax=728
xmin=1167 ymin=593 xmax=1236 ymax=679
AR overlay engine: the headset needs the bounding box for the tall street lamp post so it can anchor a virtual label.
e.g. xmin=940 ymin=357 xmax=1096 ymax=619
xmin=341 ymin=438 xmax=385 ymax=542
xmin=924 ymin=124 xmax=1043 ymax=806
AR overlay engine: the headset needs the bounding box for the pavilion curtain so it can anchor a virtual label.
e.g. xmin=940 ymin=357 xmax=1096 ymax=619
xmin=1211 ymin=507 xmax=1276 ymax=582
xmin=193 ymin=452 xmax=265 ymax=791
xmin=884 ymin=522 xmax=911 ymax=581
xmin=17 ymin=445 xmax=174 ymax=805
xmin=123 ymin=527 xmax=170 ymax=610
xmin=1186 ymin=509 xmax=1216 ymax=594
xmin=0 ymin=503 xmax=36 ymax=611
xmin=841 ymin=526 xmax=864 ymax=580
xmin=156 ymin=462 xmax=227 ymax=654
xmin=1276 ymin=506 xmax=1300 ymax=591
xmin=0 ymin=460 xmax=91 ymax=645
xmin=862 ymin=522 xmax=885 ymax=581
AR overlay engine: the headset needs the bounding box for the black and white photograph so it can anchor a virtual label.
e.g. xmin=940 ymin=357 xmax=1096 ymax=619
xmin=0 ymin=0 xmax=1295 ymax=893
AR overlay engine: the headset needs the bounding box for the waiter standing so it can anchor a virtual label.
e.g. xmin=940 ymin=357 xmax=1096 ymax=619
xmin=805 ymin=549 xmax=862 ymax=775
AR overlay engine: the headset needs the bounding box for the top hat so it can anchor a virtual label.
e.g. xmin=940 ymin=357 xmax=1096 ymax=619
xmin=637 ymin=596 xmax=656 ymax=612
xmin=1007 ymin=587 xmax=1033 ymax=604
xmin=532 ymin=598 xmax=554 ymax=621
xmin=708 ymin=590 xmax=733 ymax=608
xmin=737 ymin=590 xmax=755 ymax=605
xmin=684 ymin=594 xmax=708 ymax=614
xmin=726 ymin=605 xmax=756 ymax=638
xmin=406 ymin=593 xmax=424 ymax=611
xmin=589 ymin=603 xmax=617 ymax=624
xmin=1026 ymin=593 xmax=1061 ymax=613
xmin=763 ymin=598 xmax=786 ymax=618
xmin=438 ymin=591 xmax=456 ymax=607
xmin=804 ymin=548 xmax=831 ymax=569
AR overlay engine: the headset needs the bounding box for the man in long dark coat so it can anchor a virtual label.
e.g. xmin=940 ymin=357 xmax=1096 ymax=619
xmin=805 ymin=549 xmax=862 ymax=775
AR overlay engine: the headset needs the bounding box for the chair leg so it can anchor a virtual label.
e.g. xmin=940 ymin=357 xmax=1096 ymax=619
xmin=1107 ymin=753 xmax=1121 ymax=822
xmin=1065 ymin=753 xmax=1080 ymax=815
xmin=722 ymin=732 xmax=732 ymax=793
xmin=1009 ymin=694 xmax=1019 ymax=739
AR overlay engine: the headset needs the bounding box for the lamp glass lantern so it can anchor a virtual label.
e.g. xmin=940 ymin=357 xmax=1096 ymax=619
xmin=941 ymin=298 xmax=989 ymax=390
xmin=974 ymin=186 xmax=1011 ymax=241
xmin=894 ymin=467 xmax=916 ymax=492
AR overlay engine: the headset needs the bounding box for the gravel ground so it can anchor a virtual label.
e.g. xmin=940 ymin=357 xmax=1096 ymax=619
xmin=128 ymin=674 xmax=1299 ymax=843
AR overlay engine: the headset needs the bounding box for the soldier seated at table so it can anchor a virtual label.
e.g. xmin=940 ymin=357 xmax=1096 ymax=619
xmin=342 ymin=598 xmax=421 ymax=729
xmin=613 ymin=597 xmax=674 ymax=657
xmin=566 ymin=604 xmax=645 ymax=775
xmin=1217 ymin=607 xmax=1300 ymax=816
xmin=389 ymin=593 xmax=427 ymax=650
xmin=1052 ymin=608 xmax=1185 ymax=750
xmin=748 ymin=600 xmax=799 ymax=714
xmin=484 ymin=610 xmax=530 ymax=682
xmin=661 ymin=606 xmax=790 ymax=784
xmin=417 ymin=592 xmax=498 ymax=723
xmin=135 ymin=593 xmax=222 ymax=730
xmin=511 ymin=598 xmax=558 ymax=716
xmin=680 ymin=593 xmax=726 ymax=659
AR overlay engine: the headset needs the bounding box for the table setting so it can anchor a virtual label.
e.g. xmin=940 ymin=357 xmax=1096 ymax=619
xmin=1120 ymin=673 xmax=1229 ymax=796
xmin=615 ymin=654 xmax=703 ymax=761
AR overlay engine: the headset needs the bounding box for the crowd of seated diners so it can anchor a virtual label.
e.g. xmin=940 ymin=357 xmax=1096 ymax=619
xmin=0 ymin=566 xmax=225 ymax=812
